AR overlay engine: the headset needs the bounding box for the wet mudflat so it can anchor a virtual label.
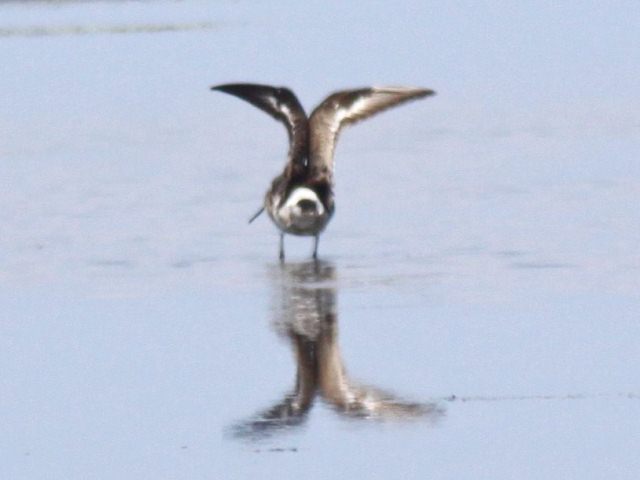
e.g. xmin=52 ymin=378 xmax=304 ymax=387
xmin=1 ymin=1 xmax=639 ymax=479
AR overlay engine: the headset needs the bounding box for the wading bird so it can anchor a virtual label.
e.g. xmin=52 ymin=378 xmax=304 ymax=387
xmin=211 ymin=83 xmax=435 ymax=260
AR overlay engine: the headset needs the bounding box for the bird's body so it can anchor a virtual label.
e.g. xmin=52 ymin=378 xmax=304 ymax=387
xmin=211 ymin=83 xmax=434 ymax=260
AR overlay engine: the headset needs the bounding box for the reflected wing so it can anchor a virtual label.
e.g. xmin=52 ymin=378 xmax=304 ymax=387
xmin=227 ymin=392 xmax=314 ymax=441
xmin=228 ymin=336 xmax=317 ymax=441
xmin=322 ymin=380 xmax=445 ymax=421
xmin=308 ymin=86 xmax=435 ymax=178
xmin=227 ymin=331 xmax=318 ymax=442
xmin=211 ymin=83 xmax=309 ymax=165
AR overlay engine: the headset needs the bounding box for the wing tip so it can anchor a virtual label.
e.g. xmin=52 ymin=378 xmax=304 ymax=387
xmin=376 ymin=86 xmax=436 ymax=98
xmin=210 ymin=83 xmax=247 ymax=94
xmin=210 ymin=82 xmax=294 ymax=95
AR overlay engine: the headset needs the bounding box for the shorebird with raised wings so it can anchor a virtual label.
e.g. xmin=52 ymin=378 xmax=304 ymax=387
xmin=211 ymin=83 xmax=435 ymax=260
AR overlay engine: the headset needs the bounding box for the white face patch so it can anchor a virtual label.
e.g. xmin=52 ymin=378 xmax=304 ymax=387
xmin=273 ymin=187 xmax=328 ymax=233
xmin=283 ymin=187 xmax=325 ymax=215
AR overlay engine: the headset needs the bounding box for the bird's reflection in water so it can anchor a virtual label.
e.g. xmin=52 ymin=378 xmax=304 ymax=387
xmin=230 ymin=260 xmax=444 ymax=440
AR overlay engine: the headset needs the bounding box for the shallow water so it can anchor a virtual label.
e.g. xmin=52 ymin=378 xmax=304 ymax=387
xmin=1 ymin=1 xmax=639 ymax=479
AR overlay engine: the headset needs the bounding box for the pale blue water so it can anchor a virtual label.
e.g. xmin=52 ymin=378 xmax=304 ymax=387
xmin=1 ymin=1 xmax=639 ymax=479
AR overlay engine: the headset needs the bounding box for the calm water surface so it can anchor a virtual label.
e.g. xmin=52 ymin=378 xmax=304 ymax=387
xmin=1 ymin=1 xmax=639 ymax=479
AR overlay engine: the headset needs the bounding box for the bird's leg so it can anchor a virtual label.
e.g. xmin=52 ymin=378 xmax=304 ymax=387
xmin=312 ymin=235 xmax=319 ymax=260
xmin=279 ymin=233 xmax=285 ymax=262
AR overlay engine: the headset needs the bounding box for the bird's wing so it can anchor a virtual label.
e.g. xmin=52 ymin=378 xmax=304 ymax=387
xmin=211 ymin=83 xmax=309 ymax=165
xmin=308 ymin=86 xmax=435 ymax=178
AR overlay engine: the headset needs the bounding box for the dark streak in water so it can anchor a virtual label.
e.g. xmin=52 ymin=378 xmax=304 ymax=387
xmin=253 ymin=447 xmax=299 ymax=454
xmin=88 ymin=259 xmax=133 ymax=268
xmin=171 ymin=256 xmax=217 ymax=269
xmin=442 ymin=392 xmax=639 ymax=403
xmin=494 ymin=249 xmax=528 ymax=258
xmin=0 ymin=22 xmax=217 ymax=37
xmin=511 ymin=261 xmax=577 ymax=270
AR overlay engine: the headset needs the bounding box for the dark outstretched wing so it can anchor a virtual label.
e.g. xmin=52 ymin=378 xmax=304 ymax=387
xmin=308 ymin=86 xmax=435 ymax=178
xmin=211 ymin=83 xmax=309 ymax=165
